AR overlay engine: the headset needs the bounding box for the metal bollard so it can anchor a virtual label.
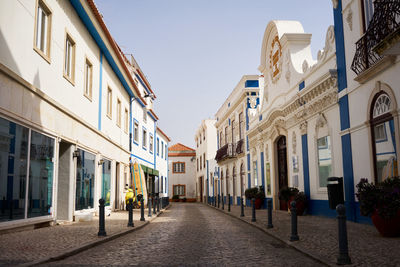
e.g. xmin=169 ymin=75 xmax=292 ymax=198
xmin=336 ymin=204 xmax=351 ymax=265
xmin=251 ymin=198 xmax=256 ymax=222
xmin=218 ymin=195 xmax=220 ymax=208
xmin=98 ymin=199 xmax=107 ymax=236
xmin=9 ymin=200 xmax=13 ymax=220
xmin=148 ymin=197 xmax=152 ymax=217
xmin=140 ymin=198 xmax=145 ymax=221
xmin=127 ymin=198 xmax=134 ymax=227
xmin=290 ymin=201 xmax=299 ymax=241
xmin=153 ymin=197 xmax=156 ymax=214
xmin=228 ymin=194 xmax=231 ymax=212
xmin=214 ymin=196 xmax=217 ymax=207
xmin=222 ymin=194 xmax=224 ymax=210
xmin=157 ymin=197 xmax=160 ymax=212
xmin=267 ymin=199 xmax=273 ymax=229
xmin=1 ymin=197 xmax=5 ymax=214
xmin=240 ymin=197 xmax=244 ymax=217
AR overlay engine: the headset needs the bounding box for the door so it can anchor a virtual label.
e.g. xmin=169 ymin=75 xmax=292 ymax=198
xmin=277 ymin=136 xmax=288 ymax=210
xmin=199 ymin=176 xmax=203 ymax=202
xmin=115 ymin=162 xmax=120 ymax=210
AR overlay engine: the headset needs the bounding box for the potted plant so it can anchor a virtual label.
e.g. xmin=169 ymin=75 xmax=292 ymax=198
xmin=356 ymin=177 xmax=400 ymax=237
xmin=293 ymin=191 xmax=307 ymax=216
xmin=172 ymin=195 xmax=179 ymax=202
xmin=279 ymin=186 xmax=299 ymax=211
xmin=245 ymin=186 xmax=265 ymax=209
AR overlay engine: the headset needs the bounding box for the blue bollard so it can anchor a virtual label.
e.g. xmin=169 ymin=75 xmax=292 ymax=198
xmin=267 ymin=199 xmax=273 ymax=229
xmin=240 ymin=197 xmax=245 ymax=217
xmin=228 ymin=194 xmax=231 ymax=212
xmin=290 ymin=201 xmax=299 ymax=241
xmin=251 ymin=198 xmax=256 ymax=222
xmin=98 ymin=199 xmax=106 ymax=236
xmin=336 ymin=204 xmax=351 ymax=265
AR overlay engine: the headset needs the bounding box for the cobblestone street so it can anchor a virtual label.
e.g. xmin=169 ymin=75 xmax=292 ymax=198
xmin=42 ymin=203 xmax=320 ymax=266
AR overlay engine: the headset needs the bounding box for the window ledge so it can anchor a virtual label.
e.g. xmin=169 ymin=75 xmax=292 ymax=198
xmin=63 ymin=73 xmax=75 ymax=86
xmin=33 ymin=46 xmax=51 ymax=64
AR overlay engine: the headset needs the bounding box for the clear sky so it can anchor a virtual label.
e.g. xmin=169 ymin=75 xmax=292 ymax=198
xmin=95 ymin=0 xmax=334 ymax=148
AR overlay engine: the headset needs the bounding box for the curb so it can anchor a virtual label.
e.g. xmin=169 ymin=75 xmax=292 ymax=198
xmin=204 ymin=203 xmax=333 ymax=267
xmin=19 ymin=205 xmax=171 ymax=267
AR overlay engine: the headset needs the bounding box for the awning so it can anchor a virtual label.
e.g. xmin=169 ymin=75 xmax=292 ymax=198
xmin=140 ymin=165 xmax=159 ymax=176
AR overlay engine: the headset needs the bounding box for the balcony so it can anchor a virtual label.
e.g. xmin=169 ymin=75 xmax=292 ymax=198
xmin=215 ymin=143 xmax=234 ymax=162
xmin=351 ymin=0 xmax=399 ymax=78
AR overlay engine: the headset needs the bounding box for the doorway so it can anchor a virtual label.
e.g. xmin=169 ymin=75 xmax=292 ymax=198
xmin=114 ymin=162 xmax=120 ymax=210
xmin=277 ymin=136 xmax=288 ymax=210
xmin=199 ymin=176 xmax=203 ymax=202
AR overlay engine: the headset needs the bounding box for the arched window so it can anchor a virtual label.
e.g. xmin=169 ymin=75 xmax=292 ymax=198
xmin=232 ymin=166 xmax=236 ymax=198
xmin=315 ymin=114 xmax=332 ymax=188
xmin=370 ymin=92 xmax=397 ymax=183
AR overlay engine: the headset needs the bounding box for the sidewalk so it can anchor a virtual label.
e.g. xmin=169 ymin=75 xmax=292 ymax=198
xmin=207 ymin=202 xmax=400 ymax=267
xmin=0 ymin=206 xmax=169 ymax=267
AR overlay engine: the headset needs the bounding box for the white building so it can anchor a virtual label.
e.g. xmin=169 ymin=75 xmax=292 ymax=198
xmin=194 ymin=119 xmax=217 ymax=203
xmin=215 ymin=75 xmax=262 ymax=206
xmin=332 ymin=0 xmax=400 ymax=222
xmin=156 ymin=127 xmax=171 ymax=199
xmin=248 ymin=20 xmax=340 ymax=213
xmin=0 ymin=0 xmax=167 ymax=229
xmin=168 ymin=143 xmax=196 ymax=201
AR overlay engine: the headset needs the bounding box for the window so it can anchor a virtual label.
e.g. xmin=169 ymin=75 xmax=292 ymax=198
xmin=173 ymin=162 xmax=185 ymax=173
xmin=374 ymin=123 xmax=387 ymax=142
xmin=200 ymin=155 xmax=202 ymax=170
xmin=157 ymin=138 xmax=160 ymax=155
xmin=161 ymin=176 xmax=164 ymax=193
xmin=239 ymin=112 xmax=244 ymax=139
xmin=203 ymin=153 xmax=206 ymax=168
xmin=203 ymin=130 xmax=205 ymax=140
xmin=76 ymin=149 xmax=95 ymax=210
xmin=134 ymin=121 xmax=139 ymax=143
xmin=149 ymin=134 xmax=154 ymax=153
xmin=173 ymin=185 xmax=185 ymax=196
xmin=225 ymin=126 xmax=229 ymax=144
xmin=231 ymin=119 xmax=235 ymax=143
xmin=142 ymin=128 xmax=147 ymax=149
xmin=107 ymin=87 xmax=112 ymax=118
xmin=84 ymin=58 xmax=93 ymax=100
xmin=200 ymin=134 xmax=202 ymax=144
xmin=361 ymin=0 xmax=375 ymax=31
xmin=64 ymin=33 xmax=75 ymax=83
xmin=116 ymin=99 xmax=121 ymax=127
xmin=34 ymin=0 xmax=51 ymax=61
xmin=161 ymin=141 xmax=164 ymax=158
xmin=219 ymin=131 xmax=223 ymax=148
xmin=253 ymin=161 xmax=258 ymax=186
xmin=101 ymin=159 xmax=111 ymax=207
xmin=143 ymin=108 xmax=147 ymax=123
xmin=124 ymin=108 xmax=129 ymax=133
xmin=165 ymin=145 xmax=167 ymax=159
xmin=317 ymin=136 xmax=332 ymax=187
xmin=197 ymin=158 xmax=199 ymax=171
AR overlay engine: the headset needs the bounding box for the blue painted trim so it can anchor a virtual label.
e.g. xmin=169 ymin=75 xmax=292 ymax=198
xmin=165 ymin=144 xmax=167 ymax=161
xmin=333 ymin=0 xmax=348 ymax=92
xmin=259 ymin=115 xmax=262 ymax=121
xmin=245 ymin=80 xmax=259 ymax=87
xmin=299 ymin=80 xmax=305 ymax=91
xmin=129 ymin=97 xmax=133 ymax=152
xmin=206 ymin=160 xmax=209 ymax=199
xmin=147 ymin=111 xmax=158 ymax=122
xmin=130 ymin=153 xmax=155 ymax=166
xmin=70 ymin=0 xmax=135 ymax=98
xmin=341 ymin=133 xmax=356 ymax=221
xmin=260 ymin=152 xmax=265 ymax=189
xmin=246 ymin=98 xmax=249 ymax=131
xmin=339 ymin=95 xmax=350 ymax=130
xmin=228 ymin=119 xmax=231 ymax=126
xmin=246 ymin=136 xmax=249 ymax=152
xmin=157 ymin=137 xmax=160 ymax=156
xmin=217 ymin=130 xmax=219 ymax=149
xmin=153 ymin=122 xmax=156 ymax=169
xmin=302 ymin=134 xmax=311 ymax=200
xmin=161 ymin=141 xmax=164 ymax=159
xmin=98 ymin=52 xmax=103 ymax=130
xmin=135 ymin=73 xmax=151 ymax=96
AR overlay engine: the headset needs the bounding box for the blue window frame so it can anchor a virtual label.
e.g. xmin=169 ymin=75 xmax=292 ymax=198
xmin=157 ymin=137 xmax=160 ymax=156
xmin=161 ymin=141 xmax=164 ymax=159
xmin=149 ymin=133 xmax=154 ymax=154
xmin=133 ymin=119 xmax=139 ymax=146
xmin=142 ymin=126 xmax=147 ymax=150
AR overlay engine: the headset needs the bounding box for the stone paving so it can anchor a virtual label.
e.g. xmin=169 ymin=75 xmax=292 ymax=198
xmin=0 ymin=207 xmax=165 ymax=267
xmin=42 ymin=203 xmax=320 ymax=267
xmin=207 ymin=202 xmax=400 ymax=267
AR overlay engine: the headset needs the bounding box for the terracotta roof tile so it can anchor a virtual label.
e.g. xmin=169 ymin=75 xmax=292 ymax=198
xmin=168 ymin=143 xmax=195 ymax=152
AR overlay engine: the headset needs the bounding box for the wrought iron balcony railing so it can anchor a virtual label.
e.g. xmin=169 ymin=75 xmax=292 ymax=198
xmin=351 ymin=0 xmax=400 ymax=75
xmin=235 ymin=139 xmax=244 ymax=155
xmin=215 ymin=143 xmax=234 ymax=162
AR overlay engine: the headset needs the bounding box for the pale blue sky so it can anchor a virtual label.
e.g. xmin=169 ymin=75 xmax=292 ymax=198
xmin=95 ymin=0 xmax=334 ymax=148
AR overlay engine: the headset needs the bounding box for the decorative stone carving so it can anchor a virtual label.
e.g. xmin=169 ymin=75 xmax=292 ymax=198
xmin=300 ymin=121 xmax=308 ymax=135
xmin=269 ymin=35 xmax=283 ymax=84
xmin=315 ymin=113 xmax=327 ymax=129
xmin=265 ymin=144 xmax=269 ymax=161
xmin=346 ymin=7 xmax=353 ymax=31
xmin=285 ymin=53 xmax=291 ymax=83
xmin=292 ymin=132 xmax=297 ymax=154
xmin=302 ymin=60 xmax=309 ymax=73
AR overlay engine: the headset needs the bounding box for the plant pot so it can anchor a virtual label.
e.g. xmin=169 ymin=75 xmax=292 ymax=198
xmin=255 ymin=198 xmax=263 ymax=209
xmin=287 ymin=196 xmax=306 ymax=216
xmin=371 ymin=210 xmax=400 ymax=237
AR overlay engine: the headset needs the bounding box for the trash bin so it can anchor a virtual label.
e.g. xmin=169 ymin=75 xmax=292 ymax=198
xmin=327 ymin=177 xmax=344 ymax=210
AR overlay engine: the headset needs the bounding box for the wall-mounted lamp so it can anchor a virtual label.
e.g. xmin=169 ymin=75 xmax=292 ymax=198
xmin=98 ymin=159 xmax=105 ymax=166
xmin=72 ymin=150 xmax=80 ymax=158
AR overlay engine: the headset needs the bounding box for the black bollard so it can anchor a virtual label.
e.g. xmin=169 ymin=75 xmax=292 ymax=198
xmin=251 ymin=198 xmax=256 ymax=222
xmin=1 ymin=197 xmax=5 ymax=214
xmin=222 ymin=194 xmax=224 ymax=210
xmin=127 ymin=198 xmax=134 ymax=227
xmin=218 ymin=195 xmax=220 ymax=208
xmin=336 ymin=204 xmax=351 ymax=265
xmin=214 ymin=196 xmax=216 ymax=207
xmin=148 ymin=197 xmax=152 ymax=217
xmin=240 ymin=197 xmax=245 ymax=217
xmin=228 ymin=194 xmax=231 ymax=212
xmin=140 ymin=198 xmax=145 ymax=221
xmin=9 ymin=199 xmax=13 ymax=220
xmin=290 ymin=201 xmax=299 ymax=241
xmin=98 ymin=198 xmax=107 ymax=236
xmin=157 ymin=197 xmax=160 ymax=212
xmin=153 ymin=197 xmax=156 ymax=214
xmin=267 ymin=199 xmax=273 ymax=229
